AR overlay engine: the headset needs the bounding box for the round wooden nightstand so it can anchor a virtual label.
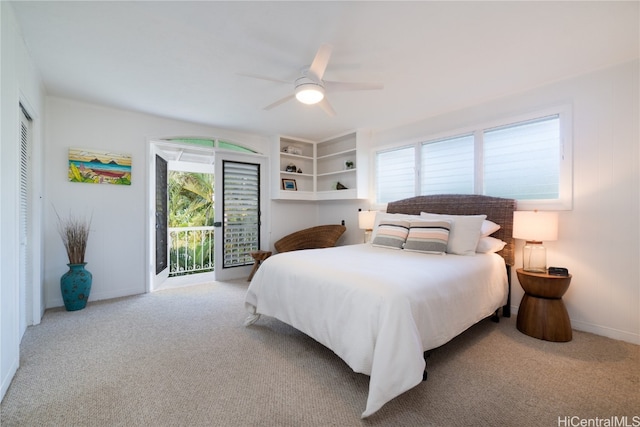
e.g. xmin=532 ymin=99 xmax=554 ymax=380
xmin=516 ymin=268 xmax=572 ymax=342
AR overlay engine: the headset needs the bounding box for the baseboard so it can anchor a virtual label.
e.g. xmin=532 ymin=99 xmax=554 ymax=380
xmin=1 ymin=356 xmax=19 ymax=402
xmin=511 ymin=304 xmax=640 ymax=345
xmin=46 ymin=288 xmax=144 ymax=310
xmin=570 ymin=319 xmax=640 ymax=345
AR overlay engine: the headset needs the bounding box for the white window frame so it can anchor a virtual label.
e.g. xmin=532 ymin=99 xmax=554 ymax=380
xmin=373 ymin=105 xmax=573 ymax=211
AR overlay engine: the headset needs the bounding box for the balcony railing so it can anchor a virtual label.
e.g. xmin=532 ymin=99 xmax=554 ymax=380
xmin=169 ymin=226 xmax=215 ymax=277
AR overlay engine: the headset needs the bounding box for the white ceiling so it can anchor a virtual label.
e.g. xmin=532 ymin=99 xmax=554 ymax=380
xmin=11 ymin=1 xmax=639 ymax=141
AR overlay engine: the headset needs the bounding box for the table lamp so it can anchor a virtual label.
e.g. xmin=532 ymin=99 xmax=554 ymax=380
xmin=513 ymin=211 xmax=558 ymax=273
xmin=358 ymin=210 xmax=377 ymax=243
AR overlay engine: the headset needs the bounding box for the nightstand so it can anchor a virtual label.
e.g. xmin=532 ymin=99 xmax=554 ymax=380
xmin=516 ymin=268 xmax=572 ymax=342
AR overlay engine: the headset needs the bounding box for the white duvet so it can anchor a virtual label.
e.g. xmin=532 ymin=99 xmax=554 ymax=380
xmin=244 ymin=244 xmax=508 ymax=418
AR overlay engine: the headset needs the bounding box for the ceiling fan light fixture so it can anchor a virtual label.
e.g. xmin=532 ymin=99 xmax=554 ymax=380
xmin=295 ymin=83 xmax=325 ymax=105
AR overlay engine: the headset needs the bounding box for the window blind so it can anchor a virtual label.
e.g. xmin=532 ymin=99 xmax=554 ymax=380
xmin=421 ymin=134 xmax=474 ymax=195
xmin=483 ymin=115 xmax=560 ymax=200
xmin=376 ymin=146 xmax=415 ymax=203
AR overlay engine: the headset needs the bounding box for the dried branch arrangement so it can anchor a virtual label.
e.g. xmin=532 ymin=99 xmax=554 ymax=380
xmin=55 ymin=209 xmax=92 ymax=265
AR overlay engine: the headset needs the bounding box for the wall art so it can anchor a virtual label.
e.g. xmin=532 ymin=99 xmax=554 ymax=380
xmin=68 ymin=148 xmax=132 ymax=185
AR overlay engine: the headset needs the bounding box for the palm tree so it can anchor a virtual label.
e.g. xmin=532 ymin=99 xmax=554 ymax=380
xmin=168 ymin=172 xmax=214 ymax=227
xmin=168 ymin=171 xmax=214 ymax=275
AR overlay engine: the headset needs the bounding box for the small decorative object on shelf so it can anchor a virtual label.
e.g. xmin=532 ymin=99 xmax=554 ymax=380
xmin=282 ymin=145 xmax=302 ymax=155
xmin=285 ymin=163 xmax=297 ymax=172
xmin=336 ymin=182 xmax=348 ymax=190
xmin=282 ymin=178 xmax=297 ymax=191
xmin=297 ymin=168 xmax=303 ymax=173
xmin=345 ymin=160 xmax=354 ymax=170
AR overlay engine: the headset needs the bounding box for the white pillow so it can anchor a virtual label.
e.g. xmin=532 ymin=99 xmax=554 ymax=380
xmin=370 ymin=212 xmax=421 ymax=242
xmin=420 ymin=212 xmax=486 ymax=255
xmin=476 ymin=236 xmax=507 ymax=253
xmin=481 ymin=220 xmax=501 ymax=237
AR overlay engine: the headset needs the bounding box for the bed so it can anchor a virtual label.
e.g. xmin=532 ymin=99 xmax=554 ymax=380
xmin=244 ymin=194 xmax=516 ymax=418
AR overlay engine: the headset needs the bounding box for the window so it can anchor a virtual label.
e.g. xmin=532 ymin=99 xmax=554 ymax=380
xmin=168 ymin=138 xmax=257 ymax=153
xmin=483 ymin=116 xmax=560 ymax=200
xmin=376 ymin=146 xmax=416 ymax=203
xmin=421 ymin=134 xmax=474 ymax=195
xmin=375 ymin=107 xmax=572 ymax=210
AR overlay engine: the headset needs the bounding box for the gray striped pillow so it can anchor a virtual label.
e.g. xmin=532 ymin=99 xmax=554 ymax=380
xmin=403 ymin=219 xmax=452 ymax=254
xmin=372 ymin=219 xmax=410 ymax=249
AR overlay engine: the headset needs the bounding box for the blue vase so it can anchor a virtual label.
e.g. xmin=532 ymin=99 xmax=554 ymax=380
xmin=60 ymin=263 xmax=92 ymax=311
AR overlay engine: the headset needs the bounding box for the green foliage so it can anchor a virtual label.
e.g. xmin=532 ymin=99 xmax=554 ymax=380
xmin=168 ymin=171 xmax=214 ymax=227
xmin=169 ymin=230 xmax=214 ymax=276
xmin=68 ymin=163 xmax=97 ymax=183
xmin=168 ymin=171 xmax=215 ymax=276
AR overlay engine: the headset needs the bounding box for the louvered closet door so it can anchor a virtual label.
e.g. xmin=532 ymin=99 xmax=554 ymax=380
xmin=214 ymin=153 xmax=266 ymax=281
xmin=19 ymin=105 xmax=32 ymax=334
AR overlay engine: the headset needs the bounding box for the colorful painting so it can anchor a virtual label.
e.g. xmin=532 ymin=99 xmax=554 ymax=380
xmin=68 ymin=148 xmax=132 ymax=185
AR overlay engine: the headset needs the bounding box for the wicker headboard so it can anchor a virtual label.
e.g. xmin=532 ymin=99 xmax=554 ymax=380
xmin=386 ymin=194 xmax=516 ymax=266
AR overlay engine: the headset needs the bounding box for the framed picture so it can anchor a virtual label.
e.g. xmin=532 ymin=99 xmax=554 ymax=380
xmin=282 ymin=178 xmax=297 ymax=191
xmin=68 ymin=147 xmax=132 ymax=185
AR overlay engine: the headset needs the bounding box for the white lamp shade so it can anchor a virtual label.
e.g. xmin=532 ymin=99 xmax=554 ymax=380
xmin=513 ymin=211 xmax=558 ymax=242
xmin=358 ymin=210 xmax=377 ymax=231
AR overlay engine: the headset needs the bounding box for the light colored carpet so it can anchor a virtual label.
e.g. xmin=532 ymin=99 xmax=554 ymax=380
xmin=1 ymin=280 xmax=638 ymax=426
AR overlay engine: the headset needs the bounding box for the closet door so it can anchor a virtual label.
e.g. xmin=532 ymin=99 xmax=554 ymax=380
xmin=19 ymin=105 xmax=32 ymax=334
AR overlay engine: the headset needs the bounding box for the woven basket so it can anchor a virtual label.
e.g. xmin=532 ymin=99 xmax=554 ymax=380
xmin=274 ymin=224 xmax=346 ymax=253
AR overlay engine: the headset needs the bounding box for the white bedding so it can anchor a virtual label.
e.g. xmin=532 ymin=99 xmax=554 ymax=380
xmin=244 ymin=243 xmax=508 ymax=418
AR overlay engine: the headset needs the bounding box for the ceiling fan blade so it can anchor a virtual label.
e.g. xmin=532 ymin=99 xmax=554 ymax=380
xmin=264 ymin=94 xmax=295 ymax=111
xmin=324 ymin=81 xmax=384 ymax=92
xmin=307 ymin=43 xmax=333 ymax=82
xmin=238 ymin=73 xmax=290 ymax=85
xmin=318 ymin=98 xmax=336 ymax=117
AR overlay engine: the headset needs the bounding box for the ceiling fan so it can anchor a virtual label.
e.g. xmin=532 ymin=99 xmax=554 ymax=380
xmin=241 ymin=43 xmax=383 ymax=116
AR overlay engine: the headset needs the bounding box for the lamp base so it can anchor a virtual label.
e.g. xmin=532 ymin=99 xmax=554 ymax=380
xmin=523 ymin=241 xmax=547 ymax=273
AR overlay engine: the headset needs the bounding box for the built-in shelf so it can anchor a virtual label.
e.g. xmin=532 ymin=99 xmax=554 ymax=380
xmin=272 ymin=131 xmax=370 ymax=200
xmin=317 ymin=168 xmax=357 ymax=177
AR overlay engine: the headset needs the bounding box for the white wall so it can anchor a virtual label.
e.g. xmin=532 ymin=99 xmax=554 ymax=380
xmin=1 ymin=1 xmax=45 ymax=400
xmin=43 ymin=97 xmax=270 ymax=308
xmin=374 ymin=60 xmax=640 ymax=344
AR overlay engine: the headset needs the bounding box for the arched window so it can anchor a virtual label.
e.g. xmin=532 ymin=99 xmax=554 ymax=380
xmin=166 ymin=138 xmax=257 ymax=154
